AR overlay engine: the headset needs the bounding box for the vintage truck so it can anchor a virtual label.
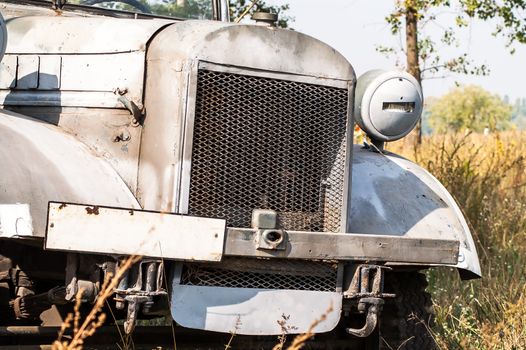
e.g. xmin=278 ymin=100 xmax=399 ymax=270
xmin=0 ymin=0 xmax=480 ymax=348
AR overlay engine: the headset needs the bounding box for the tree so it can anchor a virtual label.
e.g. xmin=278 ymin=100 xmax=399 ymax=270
xmin=463 ymin=0 xmax=526 ymax=51
xmin=428 ymin=85 xmax=513 ymax=133
xmin=511 ymin=97 xmax=526 ymax=129
xmin=66 ymin=0 xmax=212 ymax=19
xmin=149 ymin=0 xmax=213 ymax=19
xmin=381 ymin=1 xmax=487 ymax=144
xmin=381 ymin=0 xmax=526 ymax=143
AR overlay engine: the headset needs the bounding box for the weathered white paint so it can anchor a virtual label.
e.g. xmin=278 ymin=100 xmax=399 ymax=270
xmin=0 ymin=110 xmax=141 ymax=237
xmin=2 ymin=16 xmax=172 ymax=109
xmin=171 ymin=284 xmax=342 ymax=335
xmin=46 ymin=203 xmax=226 ymax=261
xmin=350 ymin=145 xmax=481 ymax=278
xmin=5 ymin=16 xmax=171 ymax=55
xmin=0 ymin=204 xmax=33 ymax=237
xmin=0 ymin=54 xmax=17 ymax=88
xmin=139 ymin=20 xmax=356 ymax=213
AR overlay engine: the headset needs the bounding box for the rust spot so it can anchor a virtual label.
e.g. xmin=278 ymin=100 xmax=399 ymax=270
xmin=214 ymin=233 xmax=218 ymax=238
xmin=58 ymin=203 xmax=67 ymax=210
xmin=129 ymin=210 xmax=134 ymax=216
xmin=50 ymin=223 xmax=54 ymax=228
xmin=85 ymin=206 xmax=100 ymax=215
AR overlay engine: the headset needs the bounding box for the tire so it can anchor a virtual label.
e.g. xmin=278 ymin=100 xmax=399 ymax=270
xmin=380 ymin=271 xmax=437 ymax=350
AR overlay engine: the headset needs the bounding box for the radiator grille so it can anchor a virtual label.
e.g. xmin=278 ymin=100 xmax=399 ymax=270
xmin=188 ymin=70 xmax=349 ymax=232
xmin=181 ymin=258 xmax=338 ymax=292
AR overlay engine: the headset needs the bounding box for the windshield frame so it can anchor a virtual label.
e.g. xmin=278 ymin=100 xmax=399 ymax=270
xmin=2 ymin=0 xmax=230 ymax=22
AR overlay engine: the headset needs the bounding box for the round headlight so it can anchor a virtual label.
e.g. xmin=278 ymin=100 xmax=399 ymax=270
xmin=354 ymin=70 xmax=423 ymax=142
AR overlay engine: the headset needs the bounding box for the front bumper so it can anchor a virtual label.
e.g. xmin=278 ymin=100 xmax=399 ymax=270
xmin=44 ymin=202 xmax=459 ymax=335
xmin=45 ymin=202 xmax=459 ymax=265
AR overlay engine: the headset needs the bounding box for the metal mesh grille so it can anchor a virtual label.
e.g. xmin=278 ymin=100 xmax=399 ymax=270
xmin=181 ymin=258 xmax=338 ymax=292
xmin=188 ymin=70 xmax=349 ymax=232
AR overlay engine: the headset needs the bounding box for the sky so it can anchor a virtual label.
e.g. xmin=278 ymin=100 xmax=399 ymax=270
xmin=265 ymin=0 xmax=526 ymax=101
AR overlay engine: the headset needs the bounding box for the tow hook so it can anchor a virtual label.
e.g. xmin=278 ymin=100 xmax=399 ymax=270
xmin=346 ymin=297 xmax=384 ymax=337
xmin=343 ymin=264 xmax=395 ymax=338
xmin=114 ymin=259 xmax=167 ymax=334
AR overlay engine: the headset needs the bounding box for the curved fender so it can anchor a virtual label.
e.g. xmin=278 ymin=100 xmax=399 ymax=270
xmin=349 ymin=145 xmax=481 ymax=279
xmin=0 ymin=110 xmax=140 ymax=237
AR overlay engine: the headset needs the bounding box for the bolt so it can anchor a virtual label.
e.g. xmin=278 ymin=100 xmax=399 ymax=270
xmin=114 ymin=87 xmax=128 ymax=96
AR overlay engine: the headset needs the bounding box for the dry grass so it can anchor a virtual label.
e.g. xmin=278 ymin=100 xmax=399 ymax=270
xmin=280 ymin=303 xmax=334 ymax=350
xmin=387 ymin=131 xmax=526 ymax=350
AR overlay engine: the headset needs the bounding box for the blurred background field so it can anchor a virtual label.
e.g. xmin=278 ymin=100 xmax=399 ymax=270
xmin=385 ymin=131 xmax=526 ymax=350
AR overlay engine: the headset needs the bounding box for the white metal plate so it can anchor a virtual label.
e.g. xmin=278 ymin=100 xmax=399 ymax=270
xmin=16 ymin=55 xmax=39 ymax=89
xmin=39 ymin=55 xmax=62 ymax=90
xmin=171 ymin=283 xmax=342 ymax=335
xmin=0 ymin=55 xmax=17 ymax=89
xmin=0 ymin=204 xmax=33 ymax=237
xmin=45 ymin=202 xmax=226 ymax=261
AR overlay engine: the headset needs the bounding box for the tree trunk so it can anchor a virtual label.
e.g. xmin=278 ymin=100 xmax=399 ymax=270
xmin=405 ymin=3 xmax=422 ymax=145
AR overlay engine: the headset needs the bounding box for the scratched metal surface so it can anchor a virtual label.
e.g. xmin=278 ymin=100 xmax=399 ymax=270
xmin=350 ymin=145 xmax=481 ymax=277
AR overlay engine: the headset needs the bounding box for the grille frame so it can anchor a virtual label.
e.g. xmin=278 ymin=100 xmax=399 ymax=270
xmin=173 ymin=258 xmax=343 ymax=293
xmin=179 ymin=61 xmax=354 ymax=233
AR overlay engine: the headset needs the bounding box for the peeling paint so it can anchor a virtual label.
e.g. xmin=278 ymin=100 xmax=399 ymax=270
xmin=85 ymin=206 xmax=99 ymax=215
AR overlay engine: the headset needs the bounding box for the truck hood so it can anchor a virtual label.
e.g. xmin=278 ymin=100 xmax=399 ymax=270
xmin=148 ymin=20 xmax=355 ymax=82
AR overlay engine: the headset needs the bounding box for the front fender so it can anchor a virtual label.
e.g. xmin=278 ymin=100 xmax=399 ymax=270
xmin=350 ymin=145 xmax=481 ymax=279
xmin=0 ymin=110 xmax=140 ymax=237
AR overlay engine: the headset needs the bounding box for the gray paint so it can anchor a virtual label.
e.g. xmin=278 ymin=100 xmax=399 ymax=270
xmin=350 ymin=145 xmax=481 ymax=277
xmin=354 ymin=70 xmax=423 ymax=142
xmin=170 ymin=264 xmax=342 ymax=335
xmin=171 ymin=284 xmax=342 ymax=335
xmin=224 ymin=228 xmax=459 ymax=265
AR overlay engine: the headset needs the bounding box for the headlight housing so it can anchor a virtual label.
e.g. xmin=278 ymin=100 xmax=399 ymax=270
xmin=354 ymin=70 xmax=423 ymax=142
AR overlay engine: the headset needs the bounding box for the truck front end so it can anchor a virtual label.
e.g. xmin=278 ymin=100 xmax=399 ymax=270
xmin=0 ymin=1 xmax=479 ymax=348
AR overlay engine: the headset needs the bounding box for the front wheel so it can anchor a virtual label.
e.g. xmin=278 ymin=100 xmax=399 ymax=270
xmin=380 ymin=271 xmax=438 ymax=350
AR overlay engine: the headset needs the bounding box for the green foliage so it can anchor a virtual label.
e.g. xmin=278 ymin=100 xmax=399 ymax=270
xmin=229 ymin=0 xmax=293 ymax=28
xmin=511 ymin=97 xmax=526 ymax=129
xmin=461 ymin=0 xmax=526 ymax=52
xmin=68 ymin=0 xmax=293 ymax=27
xmin=428 ymin=85 xmax=513 ymax=133
xmin=149 ymin=0 xmax=212 ymax=19
xmin=67 ymin=0 xmax=213 ymax=19
xmin=380 ymin=0 xmax=490 ymax=80
xmin=381 ymin=0 xmax=526 ymax=80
